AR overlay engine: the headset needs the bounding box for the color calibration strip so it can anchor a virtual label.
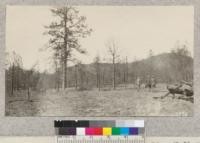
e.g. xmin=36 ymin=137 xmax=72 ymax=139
xmin=54 ymin=120 xmax=144 ymax=136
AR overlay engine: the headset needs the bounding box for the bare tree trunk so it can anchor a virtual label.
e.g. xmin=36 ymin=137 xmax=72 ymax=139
xmin=125 ymin=56 xmax=128 ymax=88
xmin=98 ymin=66 xmax=101 ymax=91
xmin=55 ymin=60 xmax=58 ymax=91
xmin=27 ymin=87 xmax=30 ymax=101
xmin=11 ymin=64 xmax=14 ymax=96
xmin=97 ymin=63 xmax=101 ymax=91
xmin=102 ymin=68 xmax=105 ymax=88
xmin=80 ymin=68 xmax=83 ymax=89
xmin=86 ymin=75 xmax=89 ymax=86
xmin=124 ymin=70 xmax=126 ymax=88
xmin=57 ymin=69 xmax=60 ymax=91
xmin=113 ymin=55 xmax=116 ymax=90
xmin=75 ymin=65 xmax=78 ymax=90
xmin=62 ymin=58 xmax=68 ymax=89
xmin=96 ymin=72 xmax=98 ymax=88
xmin=16 ymin=67 xmax=18 ymax=91
xmin=98 ymin=75 xmax=100 ymax=91
xmin=62 ymin=61 xmax=66 ymax=89
xmin=62 ymin=15 xmax=68 ymax=89
xmin=65 ymin=59 xmax=68 ymax=88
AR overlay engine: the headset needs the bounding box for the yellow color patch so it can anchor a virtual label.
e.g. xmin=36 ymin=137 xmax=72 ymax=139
xmin=103 ymin=128 xmax=112 ymax=136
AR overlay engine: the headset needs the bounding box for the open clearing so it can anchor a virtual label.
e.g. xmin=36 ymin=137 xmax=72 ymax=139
xmin=6 ymin=84 xmax=193 ymax=116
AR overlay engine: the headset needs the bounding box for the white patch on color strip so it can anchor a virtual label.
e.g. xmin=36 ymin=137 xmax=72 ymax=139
xmin=76 ymin=128 xmax=85 ymax=136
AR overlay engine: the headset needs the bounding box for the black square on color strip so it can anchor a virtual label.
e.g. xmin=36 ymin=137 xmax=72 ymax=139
xmin=63 ymin=121 xmax=75 ymax=127
xmin=58 ymin=127 xmax=76 ymax=135
xmin=54 ymin=121 xmax=63 ymax=127
xmin=58 ymin=127 xmax=67 ymax=135
xmin=54 ymin=120 xmax=90 ymax=127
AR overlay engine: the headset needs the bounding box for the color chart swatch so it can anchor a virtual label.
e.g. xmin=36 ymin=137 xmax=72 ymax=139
xmin=54 ymin=120 xmax=144 ymax=136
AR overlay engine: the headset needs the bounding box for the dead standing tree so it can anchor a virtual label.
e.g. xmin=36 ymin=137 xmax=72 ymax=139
xmin=74 ymin=64 xmax=78 ymax=89
xmin=123 ymin=56 xmax=128 ymax=88
xmin=45 ymin=6 xmax=92 ymax=89
xmin=26 ymin=62 xmax=39 ymax=101
xmin=53 ymin=51 xmax=62 ymax=91
xmin=6 ymin=51 xmax=23 ymax=96
xmin=77 ymin=62 xmax=87 ymax=90
xmin=93 ymin=55 xmax=101 ymax=91
xmin=106 ymin=39 xmax=120 ymax=90
xmin=148 ymin=49 xmax=154 ymax=78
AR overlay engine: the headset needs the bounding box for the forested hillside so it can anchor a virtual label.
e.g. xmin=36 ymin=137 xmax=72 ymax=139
xmin=6 ymin=48 xmax=193 ymax=96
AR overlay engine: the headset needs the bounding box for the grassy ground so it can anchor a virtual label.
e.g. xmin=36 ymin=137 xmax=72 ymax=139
xmin=5 ymin=84 xmax=193 ymax=116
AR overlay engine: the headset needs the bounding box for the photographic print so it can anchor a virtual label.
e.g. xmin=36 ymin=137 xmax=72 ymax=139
xmin=5 ymin=6 xmax=194 ymax=116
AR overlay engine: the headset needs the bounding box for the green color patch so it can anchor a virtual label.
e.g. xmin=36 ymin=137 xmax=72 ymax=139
xmin=112 ymin=127 xmax=120 ymax=135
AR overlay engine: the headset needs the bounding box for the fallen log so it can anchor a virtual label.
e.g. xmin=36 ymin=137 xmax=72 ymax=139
xmin=161 ymin=82 xmax=193 ymax=99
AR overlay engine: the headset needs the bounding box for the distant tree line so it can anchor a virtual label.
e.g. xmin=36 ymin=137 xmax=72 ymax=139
xmin=50 ymin=42 xmax=193 ymax=91
xmin=6 ymin=42 xmax=193 ymax=97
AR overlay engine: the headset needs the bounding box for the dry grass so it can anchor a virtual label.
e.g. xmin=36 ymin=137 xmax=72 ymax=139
xmin=5 ymin=84 xmax=193 ymax=116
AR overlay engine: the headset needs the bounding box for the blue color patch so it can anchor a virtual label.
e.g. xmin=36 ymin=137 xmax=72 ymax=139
xmin=120 ymin=127 xmax=129 ymax=135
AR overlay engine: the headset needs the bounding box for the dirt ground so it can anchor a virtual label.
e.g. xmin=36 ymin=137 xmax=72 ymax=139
xmin=5 ymin=84 xmax=193 ymax=116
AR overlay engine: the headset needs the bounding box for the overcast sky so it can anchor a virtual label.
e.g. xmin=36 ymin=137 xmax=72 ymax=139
xmin=6 ymin=6 xmax=194 ymax=72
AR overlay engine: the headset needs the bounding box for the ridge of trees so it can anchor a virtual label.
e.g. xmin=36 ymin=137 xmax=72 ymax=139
xmin=6 ymin=45 xmax=193 ymax=96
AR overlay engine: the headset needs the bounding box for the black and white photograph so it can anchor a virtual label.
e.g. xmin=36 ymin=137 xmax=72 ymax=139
xmin=5 ymin=6 xmax=194 ymax=116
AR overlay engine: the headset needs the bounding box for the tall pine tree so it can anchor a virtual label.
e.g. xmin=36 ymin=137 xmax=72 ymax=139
xmin=45 ymin=6 xmax=92 ymax=89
